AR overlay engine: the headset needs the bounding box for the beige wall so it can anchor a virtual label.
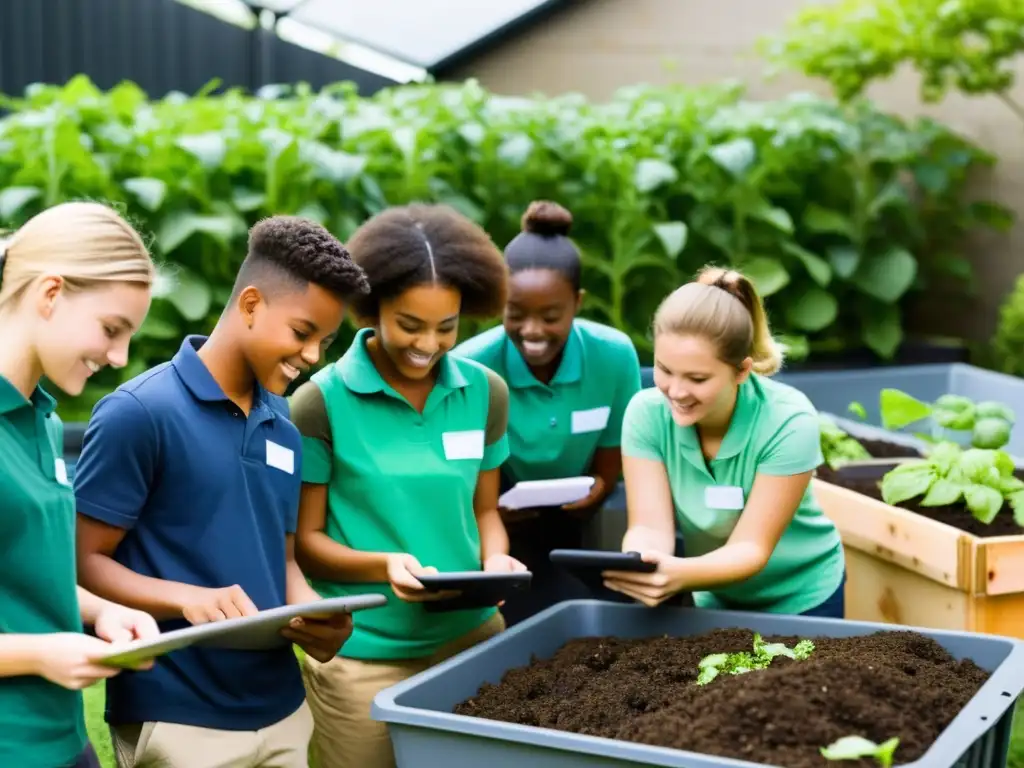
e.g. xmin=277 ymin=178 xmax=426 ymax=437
xmin=446 ymin=0 xmax=1024 ymax=341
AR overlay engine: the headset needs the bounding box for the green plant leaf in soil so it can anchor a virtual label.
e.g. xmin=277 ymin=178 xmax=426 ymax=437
xmin=696 ymin=632 xmax=814 ymax=685
xmin=819 ymin=415 xmax=872 ymax=469
xmin=821 ymin=735 xmax=900 ymax=768
xmin=876 ymin=389 xmax=1015 ymax=449
xmin=881 ymin=441 xmax=1024 ymax=525
xmin=0 ymin=75 xmax=1006 ymax=418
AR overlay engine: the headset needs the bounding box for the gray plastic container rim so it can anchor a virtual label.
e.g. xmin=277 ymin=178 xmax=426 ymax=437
xmin=372 ymin=600 xmax=1024 ymax=768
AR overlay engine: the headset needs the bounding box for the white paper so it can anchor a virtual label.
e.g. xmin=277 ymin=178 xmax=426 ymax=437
xmin=571 ymin=406 xmax=611 ymax=434
xmin=54 ymin=458 xmax=69 ymax=486
xmin=704 ymin=485 xmax=745 ymax=510
xmin=499 ymin=476 xmax=596 ymax=510
xmin=265 ymin=440 xmax=295 ymax=474
xmin=442 ymin=430 xmax=485 ymax=460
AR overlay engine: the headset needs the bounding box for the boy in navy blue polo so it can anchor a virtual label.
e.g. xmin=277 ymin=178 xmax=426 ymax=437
xmin=73 ymin=216 xmax=371 ymax=768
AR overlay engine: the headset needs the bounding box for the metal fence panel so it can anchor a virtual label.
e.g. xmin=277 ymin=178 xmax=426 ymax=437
xmin=0 ymin=0 xmax=395 ymax=98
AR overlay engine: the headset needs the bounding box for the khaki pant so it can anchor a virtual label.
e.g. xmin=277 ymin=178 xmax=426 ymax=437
xmin=111 ymin=701 xmax=314 ymax=768
xmin=302 ymin=613 xmax=505 ymax=768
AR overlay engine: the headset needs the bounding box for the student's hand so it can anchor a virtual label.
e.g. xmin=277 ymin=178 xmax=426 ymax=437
xmin=562 ymin=476 xmax=606 ymax=520
xmin=92 ymin=604 xmax=160 ymax=672
xmin=181 ymin=584 xmax=260 ymax=625
xmin=282 ymin=613 xmax=353 ymax=663
xmin=385 ymin=554 xmax=458 ymax=603
xmin=498 ymin=506 xmax=541 ymax=524
xmin=601 ymin=550 xmax=686 ymax=608
xmin=31 ymin=633 xmax=125 ymax=690
xmin=482 ymin=553 xmax=528 ymax=573
xmin=94 ymin=604 xmax=161 ymax=644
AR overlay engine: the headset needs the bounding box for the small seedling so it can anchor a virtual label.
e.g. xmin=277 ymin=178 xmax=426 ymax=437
xmin=821 ymin=735 xmax=900 ymax=767
xmin=876 ymin=389 xmax=1014 ymax=450
xmin=820 ymin=415 xmax=871 ymax=469
xmin=881 ymin=440 xmax=1024 ymax=525
xmin=696 ymin=633 xmax=814 ymax=684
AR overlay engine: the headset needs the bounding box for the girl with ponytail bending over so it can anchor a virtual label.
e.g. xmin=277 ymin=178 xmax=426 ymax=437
xmin=601 ymin=267 xmax=846 ymax=618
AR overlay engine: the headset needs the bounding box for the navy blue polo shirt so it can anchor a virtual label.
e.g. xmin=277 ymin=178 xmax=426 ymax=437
xmin=73 ymin=336 xmax=306 ymax=730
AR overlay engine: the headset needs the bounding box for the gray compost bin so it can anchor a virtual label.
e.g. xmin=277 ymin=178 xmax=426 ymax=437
xmin=372 ymin=600 xmax=1024 ymax=768
xmin=774 ymin=363 xmax=1024 ymax=456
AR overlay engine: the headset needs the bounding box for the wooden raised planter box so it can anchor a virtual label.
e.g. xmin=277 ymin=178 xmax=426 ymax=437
xmin=813 ymin=475 xmax=1024 ymax=639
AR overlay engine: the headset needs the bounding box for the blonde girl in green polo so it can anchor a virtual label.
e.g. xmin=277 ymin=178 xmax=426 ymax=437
xmin=602 ymin=266 xmax=846 ymax=617
xmin=290 ymin=203 xmax=525 ymax=768
xmin=0 ymin=202 xmax=161 ymax=768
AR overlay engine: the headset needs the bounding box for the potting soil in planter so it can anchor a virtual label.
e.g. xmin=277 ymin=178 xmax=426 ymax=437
xmin=454 ymin=627 xmax=988 ymax=768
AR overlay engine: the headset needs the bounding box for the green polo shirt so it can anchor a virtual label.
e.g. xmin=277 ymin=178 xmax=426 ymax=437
xmin=0 ymin=376 xmax=86 ymax=768
xmin=290 ymin=328 xmax=511 ymax=660
xmin=621 ymin=374 xmax=843 ymax=614
xmin=452 ymin=319 xmax=642 ymax=483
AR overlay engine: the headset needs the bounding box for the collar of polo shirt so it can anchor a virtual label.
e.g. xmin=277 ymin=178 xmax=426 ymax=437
xmin=170 ymin=335 xmax=277 ymax=420
xmin=0 ymin=374 xmax=56 ymax=417
xmin=673 ymin=375 xmax=763 ymax=466
xmin=338 ymin=327 xmax=469 ymax=397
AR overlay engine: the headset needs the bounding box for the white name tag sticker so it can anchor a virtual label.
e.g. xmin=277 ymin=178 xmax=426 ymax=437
xmin=54 ymin=458 xmax=69 ymax=486
xmin=705 ymin=485 xmax=745 ymax=510
xmin=266 ymin=440 xmax=295 ymax=475
xmin=571 ymin=406 xmax=611 ymax=434
xmin=442 ymin=430 xmax=485 ymax=461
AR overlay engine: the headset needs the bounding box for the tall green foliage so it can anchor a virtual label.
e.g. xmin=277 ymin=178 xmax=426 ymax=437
xmin=0 ymin=75 xmax=1008 ymax=420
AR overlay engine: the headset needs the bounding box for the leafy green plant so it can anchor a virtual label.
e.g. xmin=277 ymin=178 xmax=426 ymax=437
xmin=762 ymin=0 xmax=1024 ymax=126
xmin=820 ymin=415 xmax=872 ymax=468
xmin=877 ymin=389 xmax=1015 ymax=449
xmin=0 ymin=75 xmax=1006 ymax=419
xmin=880 ymin=441 xmax=1024 ymax=523
xmin=696 ymin=633 xmax=814 ymax=685
xmin=990 ymin=273 xmax=1024 ymax=376
xmin=821 ymin=735 xmax=900 ymax=767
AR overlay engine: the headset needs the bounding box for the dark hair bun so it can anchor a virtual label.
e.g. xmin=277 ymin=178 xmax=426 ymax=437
xmin=521 ymin=201 xmax=573 ymax=237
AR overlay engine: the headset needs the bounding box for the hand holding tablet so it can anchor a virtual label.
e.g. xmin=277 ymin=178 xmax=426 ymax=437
xmin=97 ymin=594 xmax=389 ymax=670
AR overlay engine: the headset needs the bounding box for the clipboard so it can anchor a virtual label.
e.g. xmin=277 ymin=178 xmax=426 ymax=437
xmin=98 ymin=594 xmax=388 ymax=669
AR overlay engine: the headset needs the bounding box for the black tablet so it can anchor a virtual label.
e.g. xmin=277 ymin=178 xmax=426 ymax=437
xmin=549 ymin=549 xmax=658 ymax=573
xmin=417 ymin=571 xmax=533 ymax=613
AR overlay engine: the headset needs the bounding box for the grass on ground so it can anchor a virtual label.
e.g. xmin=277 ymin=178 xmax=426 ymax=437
xmin=85 ymin=682 xmax=1024 ymax=768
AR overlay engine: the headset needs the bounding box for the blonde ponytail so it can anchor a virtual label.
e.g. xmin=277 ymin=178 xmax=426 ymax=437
xmin=653 ymin=265 xmax=783 ymax=376
xmin=0 ymin=202 xmax=153 ymax=315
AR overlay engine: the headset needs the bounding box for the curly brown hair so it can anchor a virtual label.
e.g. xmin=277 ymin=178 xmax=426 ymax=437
xmin=344 ymin=204 xmax=508 ymax=318
xmin=232 ymin=215 xmax=370 ymax=299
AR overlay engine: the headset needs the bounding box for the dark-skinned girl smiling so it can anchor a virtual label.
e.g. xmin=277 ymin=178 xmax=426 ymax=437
xmin=290 ymin=203 xmax=525 ymax=768
xmin=453 ymin=201 xmax=642 ymax=625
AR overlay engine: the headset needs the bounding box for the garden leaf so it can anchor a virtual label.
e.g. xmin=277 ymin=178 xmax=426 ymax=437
xmin=634 ymin=159 xmax=678 ymax=192
xmin=785 ymin=288 xmax=837 ymax=331
xmin=740 ymin=257 xmax=790 ymax=297
xmin=0 ymin=186 xmax=41 ymax=221
xmin=964 ymin=484 xmax=1003 ymax=524
xmin=708 ymin=138 xmax=756 ymax=178
xmin=782 ymin=241 xmax=831 ymax=286
xmin=879 ymin=388 xmax=932 ymax=430
xmin=123 ymin=177 xmax=168 ymax=212
xmin=653 ymin=222 xmax=688 ymax=258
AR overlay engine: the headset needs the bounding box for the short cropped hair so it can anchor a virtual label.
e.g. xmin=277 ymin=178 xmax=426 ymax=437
xmin=344 ymin=204 xmax=508 ymax=318
xmin=232 ymin=216 xmax=370 ymax=300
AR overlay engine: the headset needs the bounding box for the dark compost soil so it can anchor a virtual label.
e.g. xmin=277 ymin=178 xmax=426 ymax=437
xmin=817 ymin=436 xmax=1024 ymax=538
xmin=454 ymin=628 xmax=990 ymax=768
